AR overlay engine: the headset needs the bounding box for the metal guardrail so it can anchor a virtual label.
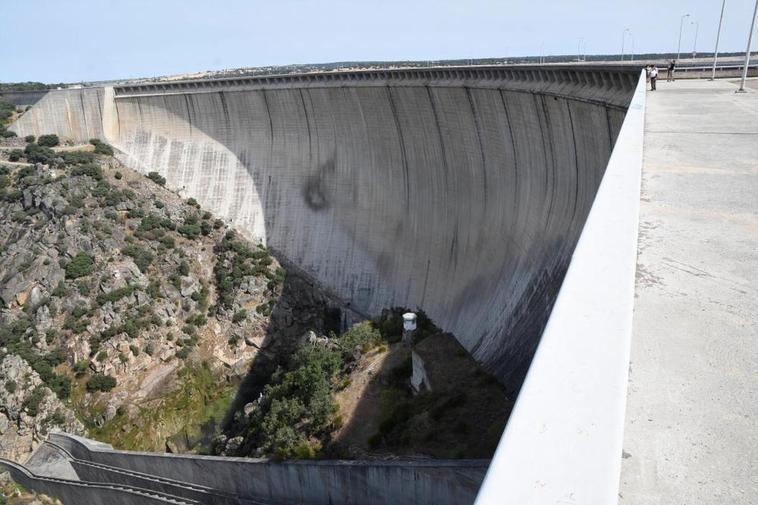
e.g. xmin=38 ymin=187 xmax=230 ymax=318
xmin=674 ymin=63 xmax=758 ymax=71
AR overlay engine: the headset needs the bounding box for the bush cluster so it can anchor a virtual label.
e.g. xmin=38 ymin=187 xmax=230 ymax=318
xmin=87 ymin=373 xmax=117 ymax=392
xmin=71 ymin=163 xmax=103 ymax=180
xmin=62 ymin=150 xmax=96 ymax=165
xmin=23 ymin=143 xmax=55 ymax=164
xmin=214 ymin=232 xmax=277 ymax=309
xmin=90 ymin=138 xmax=114 ymax=155
xmin=146 ymin=171 xmax=166 ymax=186
xmin=122 ymin=244 xmax=154 ymax=273
xmin=96 ymin=284 xmax=136 ymax=306
xmin=22 ymin=386 xmax=47 ymax=416
xmin=0 ymin=317 xmax=70 ymax=400
xmin=65 ymin=252 xmax=95 ymax=279
xmin=241 ymin=321 xmax=383 ymax=459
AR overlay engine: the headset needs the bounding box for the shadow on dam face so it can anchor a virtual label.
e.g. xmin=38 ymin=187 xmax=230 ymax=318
xmin=9 ymin=66 xmax=638 ymax=393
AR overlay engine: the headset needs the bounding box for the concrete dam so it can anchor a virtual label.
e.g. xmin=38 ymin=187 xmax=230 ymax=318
xmin=3 ymin=64 xmax=644 ymax=504
xmin=9 ymin=65 xmax=636 ymax=389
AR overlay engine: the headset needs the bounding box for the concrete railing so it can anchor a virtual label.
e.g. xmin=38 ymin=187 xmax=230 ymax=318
xmin=52 ymin=433 xmax=488 ymax=505
xmin=474 ymin=70 xmax=646 ymax=504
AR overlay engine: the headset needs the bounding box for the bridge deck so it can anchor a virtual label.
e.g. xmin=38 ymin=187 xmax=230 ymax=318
xmin=621 ymin=79 xmax=758 ymax=503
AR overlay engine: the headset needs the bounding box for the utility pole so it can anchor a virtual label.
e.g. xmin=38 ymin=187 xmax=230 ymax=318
xmin=691 ymin=21 xmax=699 ymax=58
xmin=711 ymin=0 xmax=727 ymax=80
xmin=578 ymin=38 xmax=584 ymax=62
xmin=677 ymin=13 xmax=691 ymax=60
xmin=737 ymin=0 xmax=758 ymax=92
xmin=621 ymin=28 xmax=630 ymax=60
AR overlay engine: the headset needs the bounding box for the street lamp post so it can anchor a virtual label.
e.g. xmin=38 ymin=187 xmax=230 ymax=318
xmin=630 ymin=33 xmax=635 ymax=62
xmin=711 ymin=0 xmax=727 ymax=80
xmin=737 ymin=0 xmax=758 ymax=92
xmin=691 ymin=21 xmax=699 ymax=58
xmin=621 ymin=28 xmax=630 ymax=60
xmin=677 ymin=13 xmax=691 ymax=60
xmin=578 ymin=38 xmax=584 ymax=62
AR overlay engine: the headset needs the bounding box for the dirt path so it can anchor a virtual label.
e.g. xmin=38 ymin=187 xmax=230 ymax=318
xmin=332 ymin=345 xmax=408 ymax=454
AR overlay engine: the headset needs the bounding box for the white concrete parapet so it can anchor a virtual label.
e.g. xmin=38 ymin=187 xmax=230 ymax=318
xmin=474 ymin=70 xmax=646 ymax=505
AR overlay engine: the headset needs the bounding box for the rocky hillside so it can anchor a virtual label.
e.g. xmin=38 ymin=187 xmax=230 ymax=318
xmin=0 ymin=133 xmax=335 ymax=459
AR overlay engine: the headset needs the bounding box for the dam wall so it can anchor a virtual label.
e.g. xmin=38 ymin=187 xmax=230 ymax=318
xmin=0 ymin=89 xmax=49 ymax=107
xmin=9 ymin=66 xmax=637 ymax=389
xmin=51 ymin=433 xmax=487 ymax=505
xmin=9 ymin=87 xmax=104 ymax=141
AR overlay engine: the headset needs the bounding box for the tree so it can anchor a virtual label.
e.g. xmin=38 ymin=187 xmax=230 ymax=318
xmin=37 ymin=134 xmax=60 ymax=147
xmin=87 ymin=373 xmax=117 ymax=392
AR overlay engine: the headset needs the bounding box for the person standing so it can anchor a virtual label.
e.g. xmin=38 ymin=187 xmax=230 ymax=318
xmin=650 ymin=65 xmax=658 ymax=90
xmin=667 ymin=59 xmax=676 ymax=82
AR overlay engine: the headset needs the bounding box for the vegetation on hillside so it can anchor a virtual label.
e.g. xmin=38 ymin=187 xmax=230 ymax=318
xmin=0 ymin=135 xmax=294 ymax=457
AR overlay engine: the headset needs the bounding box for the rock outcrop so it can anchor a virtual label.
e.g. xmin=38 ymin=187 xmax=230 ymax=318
xmin=0 ymin=355 xmax=84 ymax=463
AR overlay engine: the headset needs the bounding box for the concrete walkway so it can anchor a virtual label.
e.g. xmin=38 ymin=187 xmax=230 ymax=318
xmin=620 ymin=79 xmax=758 ymax=503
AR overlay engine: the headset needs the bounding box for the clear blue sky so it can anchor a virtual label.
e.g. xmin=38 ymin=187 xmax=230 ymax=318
xmin=1 ymin=0 xmax=756 ymax=83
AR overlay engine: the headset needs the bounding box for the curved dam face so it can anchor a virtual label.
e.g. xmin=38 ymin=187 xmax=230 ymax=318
xmin=11 ymin=66 xmax=637 ymax=389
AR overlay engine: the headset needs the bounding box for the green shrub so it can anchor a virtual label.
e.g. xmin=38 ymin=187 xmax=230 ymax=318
xmin=201 ymin=220 xmax=212 ymax=236
xmin=96 ymin=284 xmax=135 ymax=306
xmin=245 ymin=343 xmax=343 ymax=459
xmin=178 ymin=260 xmax=190 ymax=276
xmin=24 ymin=135 xmax=35 ymax=143
xmin=186 ymin=197 xmax=200 ymax=208
xmin=37 ymin=134 xmax=60 ymax=147
xmin=44 ymin=409 xmax=67 ymax=427
xmin=89 ymin=138 xmax=114 ymax=155
xmin=8 ymin=149 xmax=22 ymax=162
xmin=339 ymin=321 xmax=383 ymax=354
xmin=87 ymin=373 xmax=117 ymax=392
xmin=52 ymin=281 xmax=68 ymax=297
xmin=232 ymin=309 xmax=247 ymax=324
xmin=65 ymin=252 xmax=94 ymax=279
xmin=74 ymin=360 xmax=90 ymax=377
xmin=114 ymin=171 xmax=122 ymax=179
xmin=122 ymin=244 xmax=154 ymax=273
xmin=4 ymin=381 xmax=16 ymax=393
xmin=159 ymin=235 xmax=175 ymax=248
xmin=47 ymin=374 xmax=71 ymax=399
xmin=71 ymin=163 xmax=103 ymax=180
xmin=62 ymin=150 xmax=96 ymax=165
xmin=23 ymin=143 xmax=55 ymax=164
xmin=22 ymin=386 xmax=47 ymax=416
xmin=147 ymin=171 xmax=166 ymax=186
